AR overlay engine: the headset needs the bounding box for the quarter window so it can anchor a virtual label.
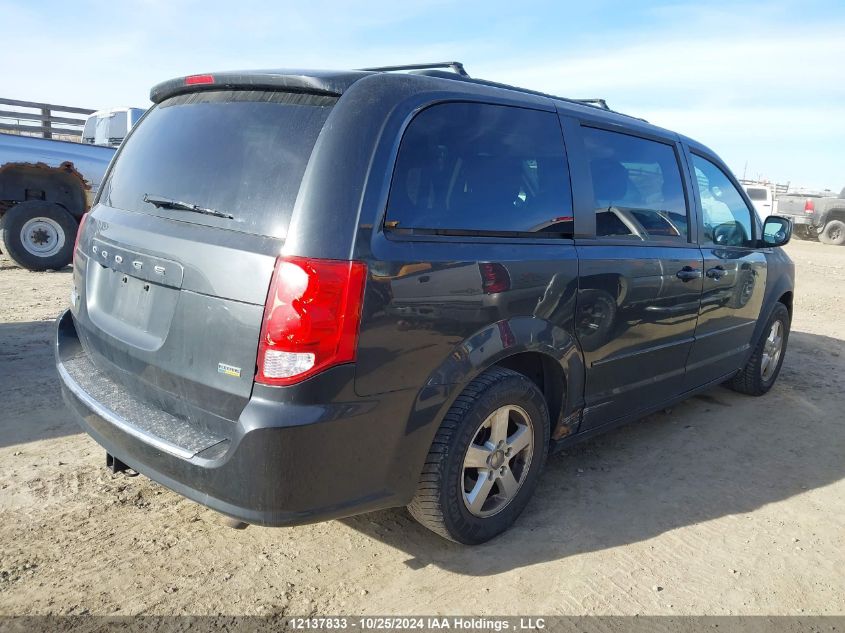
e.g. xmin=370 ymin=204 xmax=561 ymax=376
xmin=692 ymin=155 xmax=755 ymax=247
xmin=582 ymin=127 xmax=689 ymax=242
xmin=386 ymin=103 xmax=572 ymax=237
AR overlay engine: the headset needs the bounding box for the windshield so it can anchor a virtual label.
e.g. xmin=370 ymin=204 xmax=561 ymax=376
xmin=99 ymin=90 xmax=336 ymax=238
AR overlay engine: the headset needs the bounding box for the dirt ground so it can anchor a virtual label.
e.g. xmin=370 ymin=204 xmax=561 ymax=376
xmin=0 ymin=240 xmax=843 ymax=617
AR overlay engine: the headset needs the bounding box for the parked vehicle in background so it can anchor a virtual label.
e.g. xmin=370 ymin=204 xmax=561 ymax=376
xmin=0 ymin=133 xmax=114 ymax=270
xmin=0 ymin=101 xmax=144 ymax=270
xmin=82 ymin=108 xmax=146 ymax=148
xmin=56 ymin=63 xmax=795 ymax=544
xmin=776 ymin=187 xmax=845 ymax=245
xmin=743 ymin=183 xmax=776 ymax=220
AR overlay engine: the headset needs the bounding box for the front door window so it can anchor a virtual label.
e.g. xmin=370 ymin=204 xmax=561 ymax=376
xmin=692 ymin=155 xmax=755 ymax=247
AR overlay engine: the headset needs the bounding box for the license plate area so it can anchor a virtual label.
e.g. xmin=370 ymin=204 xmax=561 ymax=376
xmin=101 ymin=270 xmax=155 ymax=328
xmin=86 ymin=264 xmax=180 ymax=351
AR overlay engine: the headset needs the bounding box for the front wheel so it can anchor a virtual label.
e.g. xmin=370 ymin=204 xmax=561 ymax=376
xmin=408 ymin=367 xmax=550 ymax=544
xmin=725 ymin=302 xmax=790 ymax=396
xmin=818 ymin=219 xmax=845 ymax=246
xmin=0 ymin=201 xmax=78 ymax=271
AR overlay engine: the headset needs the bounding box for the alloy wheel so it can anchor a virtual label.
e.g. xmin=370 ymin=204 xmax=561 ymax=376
xmin=760 ymin=320 xmax=784 ymax=382
xmin=461 ymin=405 xmax=534 ymax=517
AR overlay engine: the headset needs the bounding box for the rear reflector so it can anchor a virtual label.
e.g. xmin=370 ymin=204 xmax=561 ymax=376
xmin=804 ymin=199 xmax=815 ymax=213
xmin=256 ymin=257 xmax=367 ymax=386
xmin=185 ymin=74 xmax=215 ymax=85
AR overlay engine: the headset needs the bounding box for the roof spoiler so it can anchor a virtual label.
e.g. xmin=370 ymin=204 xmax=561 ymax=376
xmin=149 ymin=71 xmax=356 ymax=104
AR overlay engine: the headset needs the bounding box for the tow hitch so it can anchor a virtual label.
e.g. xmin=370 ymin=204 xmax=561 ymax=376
xmin=106 ymin=452 xmax=131 ymax=474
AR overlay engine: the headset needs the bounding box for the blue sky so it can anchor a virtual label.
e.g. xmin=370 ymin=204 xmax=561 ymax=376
xmin=3 ymin=0 xmax=843 ymax=190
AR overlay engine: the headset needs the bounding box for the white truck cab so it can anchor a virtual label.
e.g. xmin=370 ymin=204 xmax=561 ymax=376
xmin=81 ymin=107 xmax=145 ymax=148
xmin=743 ymin=183 xmax=777 ymax=220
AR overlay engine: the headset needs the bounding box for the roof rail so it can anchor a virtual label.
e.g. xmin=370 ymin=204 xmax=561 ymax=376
xmin=360 ymin=61 xmax=470 ymax=78
xmin=573 ymin=98 xmax=610 ymax=111
xmin=360 ymin=62 xmax=643 ymax=121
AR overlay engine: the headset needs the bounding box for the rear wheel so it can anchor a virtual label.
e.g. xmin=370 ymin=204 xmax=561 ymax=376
xmin=408 ymin=367 xmax=549 ymax=544
xmin=818 ymin=219 xmax=845 ymax=246
xmin=725 ymin=302 xmax=790 ymax=396
xmin=0 ymin=201 xmax=78 ymax=270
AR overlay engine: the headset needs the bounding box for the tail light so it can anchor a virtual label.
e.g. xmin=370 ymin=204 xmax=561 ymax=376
xmin=804 ymin=199 xmax=815 ymax=213
xmin=256 ymin=256 xmax=367 ymax=386
xmin=72 ymin=213 xmax=88 ymax=267
xmin=479 ymin=262 xmax=511 ymax=294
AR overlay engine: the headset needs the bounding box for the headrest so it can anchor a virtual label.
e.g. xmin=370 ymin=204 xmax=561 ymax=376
xmin=590 ymin=158 xmax=628 ymax=202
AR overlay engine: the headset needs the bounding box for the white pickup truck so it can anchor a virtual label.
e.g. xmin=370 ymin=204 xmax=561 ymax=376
xmin=742 ymin=183 xmax=777 ymax=220
xmin=0 ymin=107 xmax=143 ymax=270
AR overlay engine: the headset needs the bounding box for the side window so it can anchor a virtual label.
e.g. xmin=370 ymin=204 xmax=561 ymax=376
xmin=386 ymin=102 xmax=572 ymax=237
xmin=692 ymin=155 xmax=755 ymax=247
xmin=581 ymin=127 xmax=689 ymax=242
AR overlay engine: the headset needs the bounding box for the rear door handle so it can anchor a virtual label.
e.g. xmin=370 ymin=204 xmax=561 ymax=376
xmin=706 ymin=266 xmax=728 ymax=280
xmin=676 ymin=266 xmax=702 ymax=282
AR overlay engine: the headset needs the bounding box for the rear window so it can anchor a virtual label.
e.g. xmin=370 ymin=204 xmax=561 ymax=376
xmin=99 ymin=90 xmax=335 ymax=238
xmin=745 ymin=187 xmax=768 ymax=200
xmin=386 ymin=102 xmax=573 ymax=237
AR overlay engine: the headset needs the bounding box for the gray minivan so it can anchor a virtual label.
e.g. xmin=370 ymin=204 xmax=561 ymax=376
xmin=56 ymin=63 xmax=795 ymax=544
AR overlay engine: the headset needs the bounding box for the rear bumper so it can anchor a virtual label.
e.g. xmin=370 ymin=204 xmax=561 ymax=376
xmin=783 ymin=215 xmax=819 ymax=227
xmin=55 ymin=309 xmax=416 ymax=526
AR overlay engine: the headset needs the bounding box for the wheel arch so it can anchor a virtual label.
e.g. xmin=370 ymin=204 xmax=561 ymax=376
xmin=0 ymin=162 xmax=90 ymax=219
xmin=401 ymin=317 xmax=584 ymax=470
xmin=824 ymin=207 xmax=845 ymax=224
xmin=744 ymin=253 xmax=794 ymax=367
xmin=778 ymin=290 xmax=793 ymax=319
xmin=495 ymin=351 xmax=567 ymax=441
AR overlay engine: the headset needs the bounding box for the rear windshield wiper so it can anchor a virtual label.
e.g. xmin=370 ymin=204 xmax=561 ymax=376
xmin=143 ymin=194 xmax=236 ymax=220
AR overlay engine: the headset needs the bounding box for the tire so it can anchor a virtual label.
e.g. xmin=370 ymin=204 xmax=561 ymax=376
xmin=725 ymin=302 xmax=790 ymax=396
xmin=408 ymin=367 xmax=550 ymax=544
xmin=818 ymin=219 xmax=845 ymax=246
xmin=0 ymin=201 xmax=78 ymax=271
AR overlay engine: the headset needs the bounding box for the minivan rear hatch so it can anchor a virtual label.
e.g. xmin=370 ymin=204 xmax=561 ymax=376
xmin=72 ymin=87 xmax=337 ymax=435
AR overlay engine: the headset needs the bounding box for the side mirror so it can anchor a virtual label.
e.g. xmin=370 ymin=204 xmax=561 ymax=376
xmin=761 ymin=216 xmax=792 ymax=247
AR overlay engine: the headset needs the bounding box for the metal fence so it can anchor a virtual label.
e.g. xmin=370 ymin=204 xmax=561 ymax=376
xmin=739 ymin=178 xmax=791 ymax=196
xmin=0 ymin=97 xmax=94 ymax=141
